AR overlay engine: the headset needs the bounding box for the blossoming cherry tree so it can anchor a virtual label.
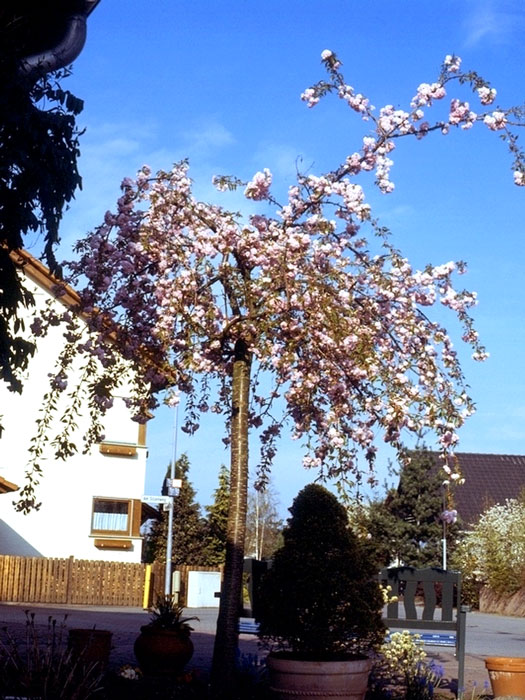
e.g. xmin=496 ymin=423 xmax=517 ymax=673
xmin=26 ymin=51 xmax=524 ymax=693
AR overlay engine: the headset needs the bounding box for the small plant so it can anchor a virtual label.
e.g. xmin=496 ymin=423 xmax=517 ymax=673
xmin=147 ymin=595 xmax=199 ymax=635
xmin=457 ymin=680 xmax=491 ymax=700
xmin=368 ymin=630 xmax=444 ymax=700
xmin=104 ymin=666 xmax=209 ymax=699
xmin=231 ymin=652 xmax=269 ymax=699
xmin=380 ymin=584 xmax=398 ymax=605
xmin=0 ymin=611 xmax=104 ymax=699
xmin=134 ymin=595 xmax=200 ymax=677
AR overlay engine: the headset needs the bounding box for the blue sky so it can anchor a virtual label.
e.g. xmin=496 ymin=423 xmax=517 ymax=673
xmin=45 ymin=0 xmax=525 ymax=516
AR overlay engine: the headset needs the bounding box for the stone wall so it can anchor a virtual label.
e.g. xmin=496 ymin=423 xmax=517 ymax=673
xmin=479 ymin=587 xmax=525 ymax=616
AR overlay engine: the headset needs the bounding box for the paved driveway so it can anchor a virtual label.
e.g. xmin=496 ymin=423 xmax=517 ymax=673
xmin=0 ymin=603 xmax=259 ymax=676
xmin=0 ymin=603 xmax=523 ymax=687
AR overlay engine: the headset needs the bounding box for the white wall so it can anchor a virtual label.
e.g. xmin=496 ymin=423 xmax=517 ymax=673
xmin=0 ymin=264 xmax=148 ymax=563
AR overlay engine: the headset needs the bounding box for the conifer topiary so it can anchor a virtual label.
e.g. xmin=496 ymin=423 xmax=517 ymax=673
xmin=256 ymin=483 xmax=385 ymax=659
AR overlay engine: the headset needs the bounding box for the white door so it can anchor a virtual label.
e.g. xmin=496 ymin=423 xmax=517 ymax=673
xmin=186 ymin=571 xmax=221 ymax=607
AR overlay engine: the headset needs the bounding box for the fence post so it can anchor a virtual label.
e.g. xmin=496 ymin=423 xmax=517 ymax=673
xmin=457 ymin=604 xmax=467 ymax=693
xmin=65 ymin=555 xmax=74 ymax=604
xmin=143 ymin=564 xmax=152 ymax=609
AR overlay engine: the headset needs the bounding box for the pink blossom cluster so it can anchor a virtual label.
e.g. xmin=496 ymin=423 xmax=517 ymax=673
xmin=477 ymin=86 xmax=497 ymax=105
xmin=337 ymin=84 xmax=371 ymax=115
xmin=411 ymin=82 xmax=447 ymax=108
xmin=483 ymin=111 xmax=507 ymax=131
xmin=441 ymin=509 xmax=458 ymax=524
xmin=448 ymin=99 xmax=477 ymax=129
xmin=444 ymin=54 xmax=462 ymax=73
xmin=301 ymin=50 xmax=524 ymax=189
xmin=244 ymin=169 xmax=273 ymax=200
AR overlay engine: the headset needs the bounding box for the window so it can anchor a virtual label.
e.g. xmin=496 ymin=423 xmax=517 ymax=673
xmin=91 ymin=498 xmax=141 ymax=537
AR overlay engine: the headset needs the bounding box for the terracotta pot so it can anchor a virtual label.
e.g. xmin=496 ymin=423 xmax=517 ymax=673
xmin=134 ymin=625 xmax=193 ymax=676
xmin=485 ymin=656 xmax=525 ymax=698
xmin=267 ymin=653 xmax=372 ymax=700
xmin=67 ymin=628 xmax=112 ymax=668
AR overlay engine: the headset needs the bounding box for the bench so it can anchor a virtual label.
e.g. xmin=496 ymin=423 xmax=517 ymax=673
xmin=378 ymin=567 xmax=467 ymax=692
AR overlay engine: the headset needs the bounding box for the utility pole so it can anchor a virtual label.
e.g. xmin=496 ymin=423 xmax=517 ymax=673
xmin=164 ymin=406 xmax=181 ymax=595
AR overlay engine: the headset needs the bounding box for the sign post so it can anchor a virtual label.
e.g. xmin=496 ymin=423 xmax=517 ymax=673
xmin=165 ymin=405 xmax=180 ymax=596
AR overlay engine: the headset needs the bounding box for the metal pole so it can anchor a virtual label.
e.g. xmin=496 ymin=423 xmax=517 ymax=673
xmin=442 ymin=488 xmax=447 ymax=570
xmin=164 ymin=405 xmax=179 ymax=596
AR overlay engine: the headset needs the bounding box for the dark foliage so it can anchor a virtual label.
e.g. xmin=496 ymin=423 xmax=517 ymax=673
xmin=0 ymin=5 xmax=83 ymax=396
xmin=143 ymin=455 xmax=208 ymax=566
xmin=146 ymin=595 xmax=198 ymax=635
xmin=256 ymin=483 xmax=385 ymax=658
xmin=0 ymin=611 xmax=104 ymax=699
xmin=366 ymin=449 xmax=458 ymax=567
xmin=202 ymin=464 xmax=230 ymax=565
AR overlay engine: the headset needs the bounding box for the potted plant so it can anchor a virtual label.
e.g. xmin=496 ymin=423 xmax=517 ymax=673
xmin=255 ymin=484 xmax=385 ymax=700
xmin=134 ymin=595 xmax=198 ymax=676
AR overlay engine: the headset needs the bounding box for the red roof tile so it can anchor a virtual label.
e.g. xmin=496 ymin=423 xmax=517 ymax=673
xmin=430 ymin=452 xmax=525 ymax=526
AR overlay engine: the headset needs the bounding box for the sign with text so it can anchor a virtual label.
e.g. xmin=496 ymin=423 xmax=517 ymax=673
xmin=142 ymin=494 xmax=172 ymax=505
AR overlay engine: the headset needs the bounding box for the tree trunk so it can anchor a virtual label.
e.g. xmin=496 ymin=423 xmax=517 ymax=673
xmin=255 ymin=490 xmax=260 ymax=560
xmin=210 ymin=339 xmax=251 ymax=696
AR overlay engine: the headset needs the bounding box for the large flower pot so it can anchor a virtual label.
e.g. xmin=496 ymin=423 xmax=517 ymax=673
xmin=134 ymin=626 xmax=193 ymax=676
xmin=485 ymin=657 xmax=525 ymax=698
xmin=267 ymin=653 xmax=372 ymax=700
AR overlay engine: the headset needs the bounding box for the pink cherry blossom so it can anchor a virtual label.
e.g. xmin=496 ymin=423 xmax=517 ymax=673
xmin=477 ymin=86 xmax=497 ymax=105
xmin=483 ymin=111 xmax=507 ymax=131
xmin=244 ymin=169 xmax=273 ymax=200
xmin=441 ymin=509 xmax=458 ymax=524
xmin=444 ymin=54 xmax=462 ymax=73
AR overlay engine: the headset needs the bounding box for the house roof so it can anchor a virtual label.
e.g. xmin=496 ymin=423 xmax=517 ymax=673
xmin=11 ymin=248 xmax=81 ymax=309
xmin=437 ymin=452 xmax=525 ymax=526
xmin=0 ymin=476 xmax=19 ymax=494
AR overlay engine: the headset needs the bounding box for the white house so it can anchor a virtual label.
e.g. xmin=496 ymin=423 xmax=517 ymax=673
xmin=0 ymin=250 xmax=154 ymax=563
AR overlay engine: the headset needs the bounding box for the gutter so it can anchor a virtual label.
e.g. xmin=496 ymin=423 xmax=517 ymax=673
xmin=19 ymin=0 xmax=101 ymax=79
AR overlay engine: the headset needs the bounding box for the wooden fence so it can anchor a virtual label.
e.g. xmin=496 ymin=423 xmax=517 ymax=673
xmin=0 ymin=555 xmax=221 ymax=607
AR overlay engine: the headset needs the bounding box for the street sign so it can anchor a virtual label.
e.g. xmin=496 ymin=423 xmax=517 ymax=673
xmin=142 ymin=494 xmax=172 ymax=505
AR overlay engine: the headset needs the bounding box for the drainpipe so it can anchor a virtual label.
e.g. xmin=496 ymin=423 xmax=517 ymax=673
xmin=19 ymin=0 xmax=100 ymax=79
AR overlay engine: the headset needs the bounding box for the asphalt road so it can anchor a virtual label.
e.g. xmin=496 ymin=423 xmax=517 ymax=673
xmin=0 ymin=602 xmax=523 ymax=687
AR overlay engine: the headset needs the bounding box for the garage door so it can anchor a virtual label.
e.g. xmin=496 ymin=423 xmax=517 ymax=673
xmin=186 ymin=570 xmax=221 ymax=607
